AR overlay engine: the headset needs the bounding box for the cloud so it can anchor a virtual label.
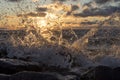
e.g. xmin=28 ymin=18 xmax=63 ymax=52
xmin=94 ymin=0 xmax=120 ymax=4
xmin=17 ymin=12 xmax=46 ymax=17
xmin=39 ymin=3 xmax=72 ymax=13
xmin=71 ymin=5 xmax=79 ymax=11
xmin=36 ymin=7 xmax=48 ymax=12
xmin=73 ymin=6 xmax=120 ymax=17
xmin=65 ymin=5 xmax=80 ymax=16
xmin=81 ymin=21 xmax=97 ymax=25
xmin=95 ymin=0 xmax=112 ymax=4
xmin=73 ymin=0 xmax=120 ymax=17
xmin=51 ymin=0 xmax=67 ymax=2
xmin=115 ymin=0 xmax=120 ymax=1
xmin=32 ymin=0 xmax=39 ymax=2
xmin=6 ymin=0 xmax=23 ymax=2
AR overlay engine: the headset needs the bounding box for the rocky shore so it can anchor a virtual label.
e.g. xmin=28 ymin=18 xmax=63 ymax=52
xmin=0 ymin=58 xmax=120 ymax=80
xmin=0 ymin=28 xmax=120 ymax=80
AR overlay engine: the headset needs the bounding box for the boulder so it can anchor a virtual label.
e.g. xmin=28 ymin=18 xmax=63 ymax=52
xmin=0 ymin=58 xmax=40 ymax=74
xmin=94 ymin=66 xmax=112 ymax=80
xmin=0 ymin=74 xmax=10 ymax=80
xmin=0 ymin=42 xmax=7 ymax=58
xmin=10 ymin=71 xmax=59 ymax=80
xmin=81 ymin=66 xmax=113 ymax=80
xmin=0 ymin=58 xmax=69 ymax=75
xmin=7 ymin=46 xmax=72 ymax=68
xmin=0 ymin=71 xmax=59 ymax=80
xmin=113 ymin=67 xmax=120 ymax=80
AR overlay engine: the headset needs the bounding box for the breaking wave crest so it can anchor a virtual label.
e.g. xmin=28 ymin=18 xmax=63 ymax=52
xmin=0 ymin=27 xmax=120 ymax=69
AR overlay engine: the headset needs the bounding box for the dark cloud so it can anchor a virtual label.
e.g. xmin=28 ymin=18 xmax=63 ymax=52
xmin=66 ymin=11 xmax=72 ymax=16
xmin=74 ymin=6 xmax=120 ymax=17
xmin=71 ymin=5 xmax=79 ymax=11
xmin=17 ymin=12 xmax=46 ymax=17
xmin=65 ymin=5 xmax=79 ymax=16
xmin=36 ymin=7 xmax=48 ymax=12
xmin=72 ymin=0 xmax=79 ymax=1
xmin=83 ymin=2 xmax=93 ymax=8
xmin=81 ymin=21 xmax=98 ymax=25
xmin=115 ymin=0 xmax=120 ymax=1
xmin=95 ymin=0 xmax=112 ymax=4
xmin=52 ymin=0 xmax=67 ymax=2
xmin=6 ymin=0 xmax=22 ymax=2
xmin=74 ymin=0 xmax=120 ymax=17
xmin=94 ymin=0 xmax=120 ymax=4
xmin=83 ymin=0 xmax=120 ymax=6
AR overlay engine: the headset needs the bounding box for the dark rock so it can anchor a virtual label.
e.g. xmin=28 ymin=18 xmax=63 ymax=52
xmin=113 ymin=67 xmax=120 ymax=80
xmin=10 ymin=71 xmax=59 ymax=80
xmin=0 ymin=58 xmax=40 ymax=74
xmin=0 ymin=43 xmax=7 ymax=58
xmin=81 ymin=66 xmax=113 ymax=80
xmin=0 ymin=58 xmax=69 ymax=75
xmin=94 ymin=66 xmax=112 ymax=80
xmin=0 ymin=74 xmax=10 ymax=80
xmin=0 ymin=71 xmax=59 ymax=80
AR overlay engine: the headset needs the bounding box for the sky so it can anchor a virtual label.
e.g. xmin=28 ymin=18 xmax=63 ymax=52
xmin=0 ymin=0 xmax=91 ymax=15
xmin=0 ymin=0 xmax=120 ymax=29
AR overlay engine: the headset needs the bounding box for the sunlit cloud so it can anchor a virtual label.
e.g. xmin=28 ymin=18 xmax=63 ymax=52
xmin=36 ymin=2 xmax=72 ymax=17
xmin=36 ymin=7 xmax=48 ymax=12
xmin=32 ymin=0 xmax=39 ymax=2
xmin=17 ymin=12 xmax=47 ymax=17
xmin=1 ymin=0 xmax=120 ymax=29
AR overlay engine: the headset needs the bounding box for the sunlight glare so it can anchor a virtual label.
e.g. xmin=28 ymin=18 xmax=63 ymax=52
xmin=37 ymin=18 xmax=47 ymax=28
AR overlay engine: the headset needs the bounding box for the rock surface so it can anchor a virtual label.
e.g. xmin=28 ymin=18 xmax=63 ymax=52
xmin=0 ymin=58 xmax=70 ymax=74
xmin=0 ymin=58 xmax=41 ymax=74
xmin=94 ymin=66 xmax=113 ymax=80
xmin=113 ymin=67 xmax=120 ymax=80
xmin=81 ymin=66 xmax=120 ymax=80
xmin=10 ymin=71 xmax=59 ymax=80
xmin=1 ymin=58 xmax=120 ymax=80
xmin=0 ymin=74 xmax=10 ymax=80
xmin=0 ymin=71 xmax=59 ymax=80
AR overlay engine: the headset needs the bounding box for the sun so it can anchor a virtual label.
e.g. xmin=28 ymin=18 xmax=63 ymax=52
xmin=35 ymin=13 xmax=60 ymax=30
xmin=39 ymin=19 xmax=47 ymax=27
xmin=36 ymin=18 xmax=48 ymax=28
xmin=46 ymin=13 xmax=58 ymax=20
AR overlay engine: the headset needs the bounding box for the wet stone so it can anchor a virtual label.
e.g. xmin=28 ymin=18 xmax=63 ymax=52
xmin=81 ymin=66 xmax=113 ymax=80
xmin=113 ymin=67 xmax=120 ymax=80
xmin=0 ymin=58 xmax=40 ymax=74
xmin=94 ymin=66 xmax=113 ymax=80
xmin=0 ymin=74 xmax=10 ymax=80
xmin=10 ymin=71 xmax=59 ymax=80
xmin=0 ymin=43 xmax=7 ymax=58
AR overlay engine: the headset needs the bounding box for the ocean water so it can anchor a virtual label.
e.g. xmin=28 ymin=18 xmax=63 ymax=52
xmin=0 ymin=27 xmax=120 ymax=69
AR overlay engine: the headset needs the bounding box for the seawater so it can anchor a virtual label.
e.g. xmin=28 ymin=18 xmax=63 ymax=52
xmin=0 ymin=27 xmax=120 ymax=68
